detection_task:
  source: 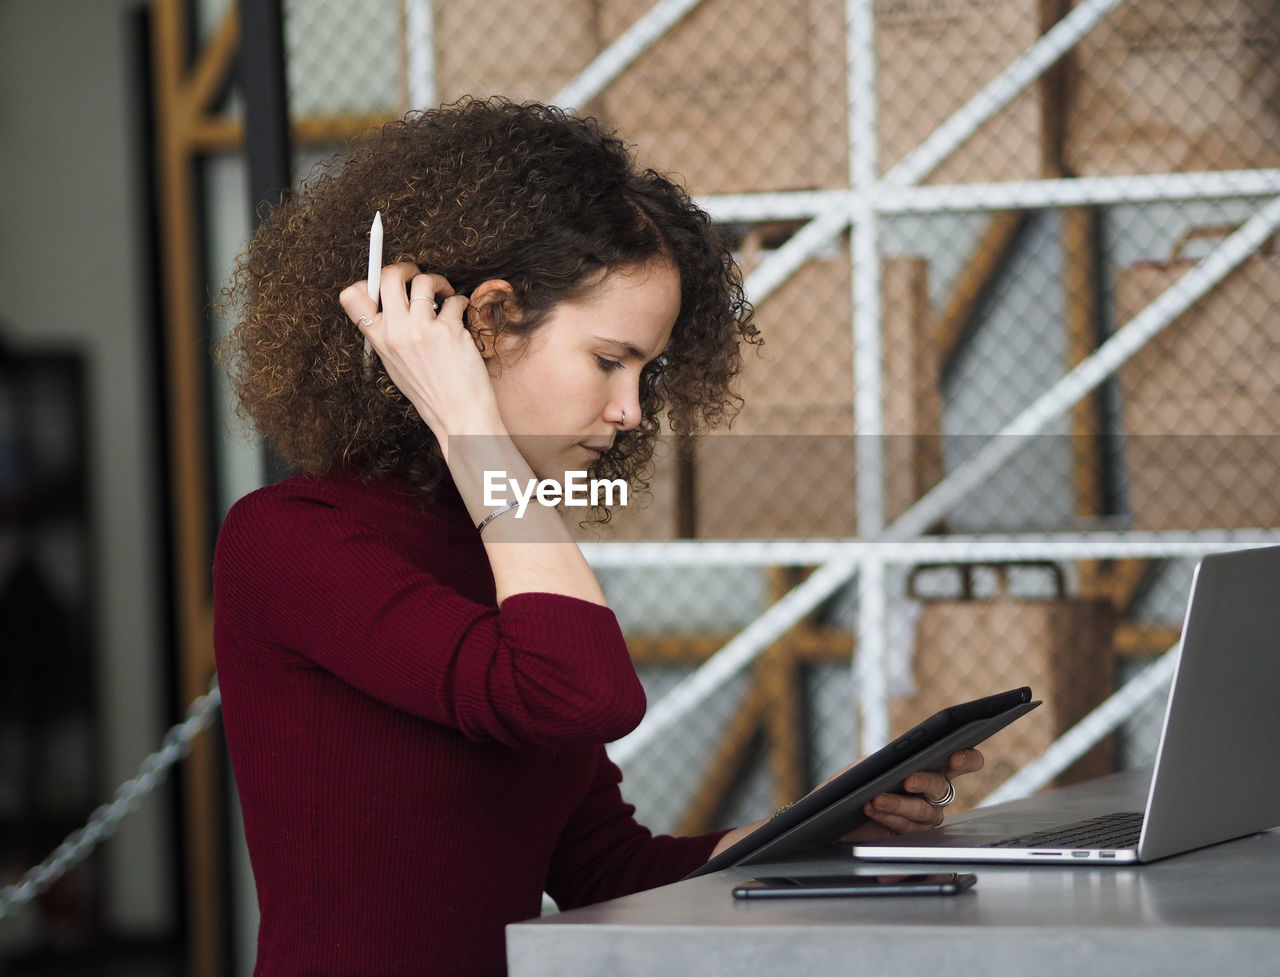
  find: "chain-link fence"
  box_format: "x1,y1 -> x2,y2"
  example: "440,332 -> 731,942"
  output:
248,0 -> 1280,833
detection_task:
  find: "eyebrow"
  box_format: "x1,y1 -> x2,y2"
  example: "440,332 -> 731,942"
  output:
592,336 -> 651,361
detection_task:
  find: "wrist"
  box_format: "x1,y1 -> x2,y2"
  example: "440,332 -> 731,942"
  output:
437,408 -> 509,464
476,499 -> 521,535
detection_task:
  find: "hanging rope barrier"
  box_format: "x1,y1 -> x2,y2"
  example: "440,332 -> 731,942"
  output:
0,677 -> 222,921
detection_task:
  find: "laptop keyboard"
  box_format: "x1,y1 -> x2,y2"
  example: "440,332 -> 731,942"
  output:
984,811 -> 1145,850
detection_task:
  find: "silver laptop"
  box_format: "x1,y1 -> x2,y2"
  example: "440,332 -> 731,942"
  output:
852,545 -> 1280,865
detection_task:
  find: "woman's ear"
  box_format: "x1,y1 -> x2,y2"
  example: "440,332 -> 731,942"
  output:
467,279 -> 519,359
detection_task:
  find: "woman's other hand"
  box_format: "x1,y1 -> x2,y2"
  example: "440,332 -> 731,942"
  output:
708,749 -> 984,860
848,748 -> 985,840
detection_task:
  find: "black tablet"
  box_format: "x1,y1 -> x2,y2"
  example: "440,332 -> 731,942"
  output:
683,686 -> 1040,879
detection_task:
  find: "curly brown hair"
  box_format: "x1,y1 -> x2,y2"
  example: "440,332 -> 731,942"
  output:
220,97 -> 757,505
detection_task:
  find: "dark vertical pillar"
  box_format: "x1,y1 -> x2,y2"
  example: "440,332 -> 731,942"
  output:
239,0 -> 291,218
238,0 -> 295,483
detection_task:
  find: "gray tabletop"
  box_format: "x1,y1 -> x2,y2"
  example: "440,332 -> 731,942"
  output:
507,771 -> 1280,977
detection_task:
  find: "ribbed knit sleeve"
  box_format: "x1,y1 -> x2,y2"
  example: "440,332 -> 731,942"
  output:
546,748 -> 729,909
213,475 -> 646,748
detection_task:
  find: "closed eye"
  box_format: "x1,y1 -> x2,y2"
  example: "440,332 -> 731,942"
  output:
595,355 -> 625,373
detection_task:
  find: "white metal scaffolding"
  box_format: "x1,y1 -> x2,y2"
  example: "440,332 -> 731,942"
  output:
409,0 -> 1280,797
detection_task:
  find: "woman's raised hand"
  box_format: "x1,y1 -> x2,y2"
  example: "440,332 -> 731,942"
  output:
339,263 -> 504,455
341,262 -> 608,608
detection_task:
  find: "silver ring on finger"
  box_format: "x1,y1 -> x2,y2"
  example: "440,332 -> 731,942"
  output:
358,315 -> 374,327
409,295 -> 439,312
928,778 -> 956,807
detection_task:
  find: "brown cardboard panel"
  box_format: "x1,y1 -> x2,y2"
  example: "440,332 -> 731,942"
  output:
1065,0 -> 1280,175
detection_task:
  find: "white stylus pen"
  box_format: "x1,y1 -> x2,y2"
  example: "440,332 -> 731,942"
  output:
364,211 -> 382,361
366,210 -> 383,304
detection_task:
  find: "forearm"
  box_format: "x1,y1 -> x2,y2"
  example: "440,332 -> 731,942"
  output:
709,817 -> 769,859
446,433 -> 607,608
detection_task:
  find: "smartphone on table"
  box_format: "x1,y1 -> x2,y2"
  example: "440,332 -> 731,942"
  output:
732,872 -> 976,899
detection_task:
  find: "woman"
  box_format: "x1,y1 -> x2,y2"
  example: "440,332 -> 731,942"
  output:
214,97 -> 979,977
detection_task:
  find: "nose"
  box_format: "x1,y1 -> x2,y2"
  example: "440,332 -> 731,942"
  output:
610,378 -> 642,431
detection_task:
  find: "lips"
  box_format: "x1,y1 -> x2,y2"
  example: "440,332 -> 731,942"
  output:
579,441 -> 612,460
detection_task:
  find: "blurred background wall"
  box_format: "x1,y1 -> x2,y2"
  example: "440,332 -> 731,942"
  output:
0,0 -> 176,962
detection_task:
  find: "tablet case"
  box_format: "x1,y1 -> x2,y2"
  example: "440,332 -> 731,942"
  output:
684,686 -> 1040,878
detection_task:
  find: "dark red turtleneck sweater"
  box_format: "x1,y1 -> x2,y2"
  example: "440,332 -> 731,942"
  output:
213,472 -> 724,977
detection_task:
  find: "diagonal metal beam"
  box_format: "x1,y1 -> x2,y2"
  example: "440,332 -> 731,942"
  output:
884,0 -> 1126,187
610,557 -> 859,764
980,644 -> 1181,805
553,0 -> 708,113
741,205 -> 854,305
